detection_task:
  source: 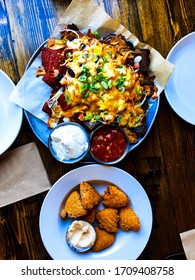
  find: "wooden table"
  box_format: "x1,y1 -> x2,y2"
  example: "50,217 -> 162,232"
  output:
0,0 -> 194,260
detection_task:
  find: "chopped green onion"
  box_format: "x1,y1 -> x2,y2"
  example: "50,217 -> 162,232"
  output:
78,75 -> 87,82
116,76 -> 126,89
64,91 -> 71,105
136,86 -> 142,95
80,83 -> 89,92
115,116 -> 121,123
84,92 -> 89,99
101,81 -> 108,89
82,65 -> 90,76
98,96 -> 104,102
130,112 -> 135,117
97,67 -> 104,73
96,72 -> 108,82
84,113 -> 93,120
94,31 -> 100,39
90,88 -> 99,94
114,102 -> 118,108
94,82 -> 101,89
108,80 -> 112,89
102,56 -> 107,62
94,114 -> 101,120
107,51 -> 112,57
119,86 -> 125,93
93,54 -> 100,62
82,65 -> 88,71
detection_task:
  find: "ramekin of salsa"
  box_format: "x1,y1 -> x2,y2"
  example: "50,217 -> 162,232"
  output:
90,124 -> 129,164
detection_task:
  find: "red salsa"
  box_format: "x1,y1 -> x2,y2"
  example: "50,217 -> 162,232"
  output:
90,125 -> 128,162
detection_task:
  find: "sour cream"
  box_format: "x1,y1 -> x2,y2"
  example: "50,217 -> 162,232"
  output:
66,220 -> 96,252
50,124 -> 88,161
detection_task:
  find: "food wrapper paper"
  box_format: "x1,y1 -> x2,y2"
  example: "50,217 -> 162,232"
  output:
0,142 -> 51,207
180,229 -> 195,260
10,0 -> 174,124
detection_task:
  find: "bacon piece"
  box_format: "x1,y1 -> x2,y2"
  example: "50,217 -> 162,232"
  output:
42,101 -> 52,115
40,47 -> 66,90
42,92 -> 69,117
41,47 -> 65,72
139,49 -> 150,72
57,93 -> 69,111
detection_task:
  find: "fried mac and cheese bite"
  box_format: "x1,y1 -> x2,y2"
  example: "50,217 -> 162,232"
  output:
80,181 -> 101,210
102,185 -> 129,208
96,208 -> 119,233
119,206 -> 141,231
60,190 -> 88,218
91,226 -> 116,252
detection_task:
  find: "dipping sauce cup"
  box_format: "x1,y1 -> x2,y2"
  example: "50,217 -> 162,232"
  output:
90,124 -> 129,165
48,122 -> 89,164
66,220 -> 96,252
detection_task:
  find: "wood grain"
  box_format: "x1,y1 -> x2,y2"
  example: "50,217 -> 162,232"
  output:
0,0 -> 194,260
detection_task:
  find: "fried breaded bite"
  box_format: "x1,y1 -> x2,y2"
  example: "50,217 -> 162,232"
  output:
119,206 -> 141,231
60,191 -> 88,219
102,185 -> 129,208
80,181 -> 101,210
96,208 -> 119,233
81,208 -> 97,224
91,226 -> 116,252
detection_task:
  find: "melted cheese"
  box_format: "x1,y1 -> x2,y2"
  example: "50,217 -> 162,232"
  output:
49,35 -> 151,128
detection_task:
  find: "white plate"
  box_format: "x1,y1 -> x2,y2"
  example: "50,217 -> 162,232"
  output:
165,32 -> 195,125
39,165 -> 152,260
0,70 -> 23,154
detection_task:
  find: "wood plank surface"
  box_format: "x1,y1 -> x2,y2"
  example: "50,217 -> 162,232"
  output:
0,0 -> 194,260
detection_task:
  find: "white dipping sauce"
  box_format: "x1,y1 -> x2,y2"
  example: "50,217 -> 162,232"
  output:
66,220 -> 96,251
50,125 -> 88,160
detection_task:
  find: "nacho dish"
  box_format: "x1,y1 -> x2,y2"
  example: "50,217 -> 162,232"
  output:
36,23 -> 158,144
